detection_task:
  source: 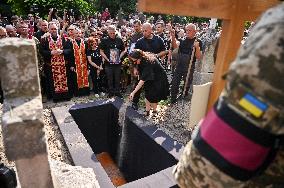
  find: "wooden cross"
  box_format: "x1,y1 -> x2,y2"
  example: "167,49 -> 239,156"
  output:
138,0 -> 280,110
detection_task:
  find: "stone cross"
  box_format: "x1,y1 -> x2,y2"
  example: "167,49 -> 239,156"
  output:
0,38 -> 54,188
138,0 -> 280,110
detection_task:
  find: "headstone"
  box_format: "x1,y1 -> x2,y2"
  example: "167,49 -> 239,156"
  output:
50,159 -> 100,188
0,38 -> 54,188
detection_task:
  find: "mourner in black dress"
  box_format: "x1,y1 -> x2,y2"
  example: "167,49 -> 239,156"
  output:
129,49 -> 169,116
86,37 -> 104,95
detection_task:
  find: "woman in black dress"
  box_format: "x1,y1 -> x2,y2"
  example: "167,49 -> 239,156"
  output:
87,37 -> 104,96
129,49 -> 169,116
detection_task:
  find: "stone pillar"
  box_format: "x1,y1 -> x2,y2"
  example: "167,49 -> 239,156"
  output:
0,38 -> 54,188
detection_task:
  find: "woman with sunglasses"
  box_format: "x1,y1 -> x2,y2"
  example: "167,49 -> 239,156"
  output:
129,49 -> 169,116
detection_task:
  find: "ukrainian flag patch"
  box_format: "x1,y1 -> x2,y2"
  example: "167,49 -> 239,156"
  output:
239,93 -> 268,118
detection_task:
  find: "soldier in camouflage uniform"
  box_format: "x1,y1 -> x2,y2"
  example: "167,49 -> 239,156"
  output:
173,3 -> 284,188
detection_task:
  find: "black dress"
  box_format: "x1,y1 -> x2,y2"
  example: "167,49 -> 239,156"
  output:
86,48 -> 103,93
138,58 -> 169,103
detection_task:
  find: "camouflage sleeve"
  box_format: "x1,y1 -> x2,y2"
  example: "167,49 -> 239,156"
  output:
173,3 -> 284,188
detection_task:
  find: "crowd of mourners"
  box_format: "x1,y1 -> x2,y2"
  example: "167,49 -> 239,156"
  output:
0,7 -> 217,115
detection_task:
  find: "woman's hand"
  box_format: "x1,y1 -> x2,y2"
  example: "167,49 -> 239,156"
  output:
96,69 -> 100,75
133,67 -> 139,77
129,92 -> 135,101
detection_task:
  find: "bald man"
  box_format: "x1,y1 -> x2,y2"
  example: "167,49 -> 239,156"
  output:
5,25 -> 17,37
131,22 -> 168,110
170,23 -> 203,104
135,22 -> 167,56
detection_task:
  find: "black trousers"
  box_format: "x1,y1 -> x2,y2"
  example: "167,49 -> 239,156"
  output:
89,66 -> 103,93
170,53 -> 195,100
105,65 -> 121,94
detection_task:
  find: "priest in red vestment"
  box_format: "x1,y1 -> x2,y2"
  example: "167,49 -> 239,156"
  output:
40,22 -> 72,101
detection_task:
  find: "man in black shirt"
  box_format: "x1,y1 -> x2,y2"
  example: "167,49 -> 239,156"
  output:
34,20 -> 48,40
129,19 -> 143,53
155,21 -> 171,52
99,25 -> 125,98
155,21 -> 171,70
132,22 -> 168,110
135,22 -> 167,56
170,23 -> 203,104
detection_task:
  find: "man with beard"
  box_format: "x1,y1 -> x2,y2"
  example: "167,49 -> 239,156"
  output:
69,28 -> 90,96
40,22 -> 72,102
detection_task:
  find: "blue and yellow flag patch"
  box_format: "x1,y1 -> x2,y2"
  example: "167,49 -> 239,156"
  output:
239,93 -> 268,118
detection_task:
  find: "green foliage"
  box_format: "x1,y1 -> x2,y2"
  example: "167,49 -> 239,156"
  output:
96,0 -> 137,17
7,0 -> 96,17
0,3 -> 13,17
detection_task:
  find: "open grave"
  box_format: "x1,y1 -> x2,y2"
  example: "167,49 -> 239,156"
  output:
52,97 -> 183,188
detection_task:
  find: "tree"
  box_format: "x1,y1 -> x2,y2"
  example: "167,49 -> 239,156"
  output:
6,0 -> 96,17
96,0 -> 137,18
